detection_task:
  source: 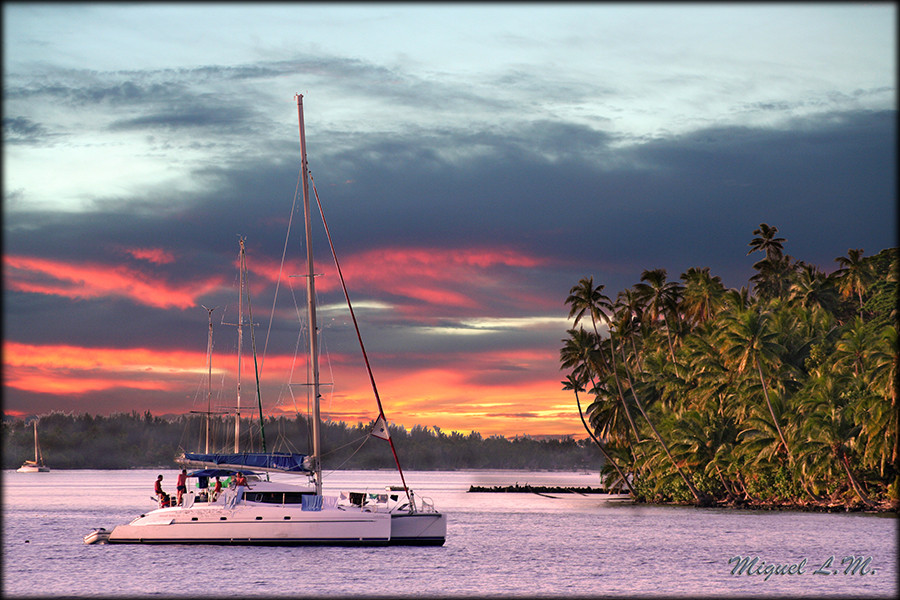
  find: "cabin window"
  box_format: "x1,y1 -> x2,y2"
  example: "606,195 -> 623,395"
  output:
243,491 -> 312,504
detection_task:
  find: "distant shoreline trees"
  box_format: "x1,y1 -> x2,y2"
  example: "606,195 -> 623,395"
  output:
2,411 -> 602,472
562,224 -> 897,510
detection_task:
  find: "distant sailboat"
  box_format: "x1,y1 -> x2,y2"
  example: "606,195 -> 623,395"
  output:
17,421 -> 49,473
100,95 -> 446,545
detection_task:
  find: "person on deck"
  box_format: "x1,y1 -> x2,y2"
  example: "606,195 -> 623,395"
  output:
176,469 -> 188,506
229,472 -> 249,508
154,474 -> 168,507
211,476 -> 222,502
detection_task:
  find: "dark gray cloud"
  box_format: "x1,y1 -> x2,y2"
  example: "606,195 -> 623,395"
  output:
2,116 -> 54,145
5,105 -> 895,366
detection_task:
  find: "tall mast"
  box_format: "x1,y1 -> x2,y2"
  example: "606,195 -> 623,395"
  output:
296,94 -> 322,495
234,238 -> 246,453
33,421 -> 39,464
201,305 -> 217,454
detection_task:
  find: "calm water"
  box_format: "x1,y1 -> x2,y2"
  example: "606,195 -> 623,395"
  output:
3,469 -> 896,598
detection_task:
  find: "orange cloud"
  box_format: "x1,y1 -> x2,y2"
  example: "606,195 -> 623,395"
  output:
4,255 -> 221,310
3,342 -> 207,395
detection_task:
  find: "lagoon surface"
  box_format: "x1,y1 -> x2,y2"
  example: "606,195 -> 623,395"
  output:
3,469 -> 896,598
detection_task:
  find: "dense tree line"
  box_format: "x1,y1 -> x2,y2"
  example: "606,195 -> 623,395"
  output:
561,225 -> 897,510
2,411 -> 602,472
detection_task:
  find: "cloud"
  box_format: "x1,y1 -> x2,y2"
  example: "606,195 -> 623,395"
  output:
121,246 -> 177,264
2,116 -> 54,145
4,255 -> 222,310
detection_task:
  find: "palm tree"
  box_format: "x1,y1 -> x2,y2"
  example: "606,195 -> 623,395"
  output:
566,277 -> 612,358
832,317 -> 875,377
868,325 -> 898,467
566,277 -> 616,392
559,327 -> 604,393
746,224 -> 795,301
750,254 -> 796,302
796,376 -> 876,507
566,278 -> 641,440
615,341 -> 710,505
615,288 -> 646,372
560,328 -> 641,443
789,262 -> 841,317
719,308 -> 794,463
562,374 -> 635,495
670,409 -> 740,500
747,223 -> 786,260
723,286 -> 753,312
833,249 -> 874,320
634,268 -> 683,376
680,267 -> 725,327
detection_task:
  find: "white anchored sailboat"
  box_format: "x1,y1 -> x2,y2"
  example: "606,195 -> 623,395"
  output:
102,95 -> 446,546
17,420 -> 49,473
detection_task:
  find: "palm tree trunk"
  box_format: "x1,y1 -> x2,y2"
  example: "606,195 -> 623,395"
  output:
606,331 -> 642,442
715,465 -> 736,500
839,450 -> 876,507
573,389 -> 635,496
755,355 -> 793,463
628,327 -> 643,373
620,367 -> 708,505
662,314 -> 680,378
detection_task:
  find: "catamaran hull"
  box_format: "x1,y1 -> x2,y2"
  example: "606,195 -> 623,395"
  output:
16,465 -> 49,473
107,507 -> 393,546
390,512 -> 447,546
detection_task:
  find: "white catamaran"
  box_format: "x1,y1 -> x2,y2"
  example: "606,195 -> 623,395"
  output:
102,95 -> 446,546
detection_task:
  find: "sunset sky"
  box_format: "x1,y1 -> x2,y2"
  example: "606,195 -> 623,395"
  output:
3,3 -> 896,439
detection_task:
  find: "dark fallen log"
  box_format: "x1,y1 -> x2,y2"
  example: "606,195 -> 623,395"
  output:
467,484 -> 612,494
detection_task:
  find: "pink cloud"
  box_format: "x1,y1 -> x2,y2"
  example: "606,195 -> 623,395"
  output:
123,247 -> 176,264
4,255 -> 221,310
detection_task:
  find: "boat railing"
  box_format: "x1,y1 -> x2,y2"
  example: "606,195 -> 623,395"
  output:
418,496 -> 438,513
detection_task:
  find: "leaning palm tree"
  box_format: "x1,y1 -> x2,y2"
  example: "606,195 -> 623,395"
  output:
566,277 -> 612,368
559,328 -> 605,395
566,277 -> 640,439
562,374 -> 635,495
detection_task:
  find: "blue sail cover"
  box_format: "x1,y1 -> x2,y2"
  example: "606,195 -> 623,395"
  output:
180,452 -> 310,473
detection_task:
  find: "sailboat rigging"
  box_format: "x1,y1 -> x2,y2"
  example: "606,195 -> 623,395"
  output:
99,95 -> 446,545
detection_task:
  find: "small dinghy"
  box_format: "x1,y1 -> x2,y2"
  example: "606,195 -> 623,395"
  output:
83,528 -> 110,544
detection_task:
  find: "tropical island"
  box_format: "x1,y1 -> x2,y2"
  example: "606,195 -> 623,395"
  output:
561,224 -> 897,512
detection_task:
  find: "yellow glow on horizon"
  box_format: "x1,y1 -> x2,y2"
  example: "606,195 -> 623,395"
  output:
3,341 -> 581,437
